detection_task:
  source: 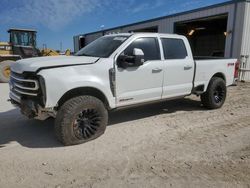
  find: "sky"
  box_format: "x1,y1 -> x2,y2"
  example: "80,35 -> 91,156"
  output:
0,0 -> 230,51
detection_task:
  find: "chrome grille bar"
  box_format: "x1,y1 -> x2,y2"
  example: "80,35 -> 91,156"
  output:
9,91 -> 21,103
10,75 -> 39,90
13,88 -> 38,96
9,71 -> 39,99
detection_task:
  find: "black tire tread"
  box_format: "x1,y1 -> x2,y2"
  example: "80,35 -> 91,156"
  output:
201,77 -> 227,109
55,95 -> 108,146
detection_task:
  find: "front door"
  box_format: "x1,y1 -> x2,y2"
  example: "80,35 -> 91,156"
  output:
115,37 -> 164,107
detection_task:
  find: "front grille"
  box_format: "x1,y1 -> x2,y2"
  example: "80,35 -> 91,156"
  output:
9,71 -> 39,103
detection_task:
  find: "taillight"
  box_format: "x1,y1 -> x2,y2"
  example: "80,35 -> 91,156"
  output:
234,60 -> 240,78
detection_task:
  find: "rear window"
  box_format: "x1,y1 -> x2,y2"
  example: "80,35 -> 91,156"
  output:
161,38 -> 187,60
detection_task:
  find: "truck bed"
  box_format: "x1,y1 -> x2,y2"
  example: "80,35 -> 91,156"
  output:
194,58 -> 237,91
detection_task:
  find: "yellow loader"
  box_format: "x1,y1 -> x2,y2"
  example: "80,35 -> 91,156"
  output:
0,28 -> 70,82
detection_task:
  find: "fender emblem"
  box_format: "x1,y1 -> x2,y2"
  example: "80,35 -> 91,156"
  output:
228,63 -> 234,67
119,98 -> 134,102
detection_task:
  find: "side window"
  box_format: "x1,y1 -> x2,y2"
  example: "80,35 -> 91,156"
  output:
161,38 -> 187,59
124,38 -> 160,61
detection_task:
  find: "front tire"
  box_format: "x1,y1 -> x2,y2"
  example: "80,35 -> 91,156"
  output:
55,96 -> 108,146
201,77 -> 227,109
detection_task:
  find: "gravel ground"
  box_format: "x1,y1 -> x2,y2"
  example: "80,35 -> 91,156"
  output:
0,83 -> 250,188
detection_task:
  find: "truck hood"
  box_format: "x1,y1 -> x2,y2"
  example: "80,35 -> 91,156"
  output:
11,56 -> 99,74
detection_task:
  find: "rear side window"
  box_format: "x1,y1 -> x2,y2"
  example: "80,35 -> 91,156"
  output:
124,37 -> 160,61
161,38 -> 187,59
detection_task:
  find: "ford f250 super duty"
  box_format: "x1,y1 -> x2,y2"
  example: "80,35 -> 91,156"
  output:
9,33 -> 239,145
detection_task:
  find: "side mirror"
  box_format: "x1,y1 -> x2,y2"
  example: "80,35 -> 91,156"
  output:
133,48 -> 145,66
117,48 -> 145,69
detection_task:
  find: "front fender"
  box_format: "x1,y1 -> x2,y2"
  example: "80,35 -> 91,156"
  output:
38,66 -> 115,109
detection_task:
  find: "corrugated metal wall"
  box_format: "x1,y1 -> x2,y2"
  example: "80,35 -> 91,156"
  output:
73,36 -> 80,52
85,32 -> 103,44
240,1 -> 250,81
231,1 -> 246,58
84,3 -> 240,58
241,2 -> 250,56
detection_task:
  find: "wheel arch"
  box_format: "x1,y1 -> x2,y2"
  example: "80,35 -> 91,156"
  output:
57,87 -> 110,109
211,72 -> 226,82
203,72 -> 226,93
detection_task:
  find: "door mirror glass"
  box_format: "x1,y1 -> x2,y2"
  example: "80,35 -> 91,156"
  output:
133,48 -> 145,66
117,48 -> 145,69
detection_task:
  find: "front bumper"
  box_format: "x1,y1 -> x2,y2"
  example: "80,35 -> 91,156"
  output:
9,97 -> 56,120
9,96 -> 38,118
9,71 -> 54,120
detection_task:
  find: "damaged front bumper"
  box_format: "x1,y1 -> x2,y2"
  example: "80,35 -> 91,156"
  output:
9,97 -> 56,120
9,71 -> 56,120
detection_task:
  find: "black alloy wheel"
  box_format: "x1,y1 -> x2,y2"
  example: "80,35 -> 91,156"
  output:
73,109 -> 101,140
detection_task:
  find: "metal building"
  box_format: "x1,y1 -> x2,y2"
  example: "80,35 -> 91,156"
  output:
74,0 -> 250,80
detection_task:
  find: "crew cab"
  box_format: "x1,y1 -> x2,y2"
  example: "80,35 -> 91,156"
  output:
9,33 -> 239,145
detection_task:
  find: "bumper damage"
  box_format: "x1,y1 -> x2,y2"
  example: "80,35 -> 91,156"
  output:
9,98 -> 56,120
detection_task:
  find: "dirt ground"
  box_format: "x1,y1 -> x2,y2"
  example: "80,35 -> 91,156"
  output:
0,83 -> 250,188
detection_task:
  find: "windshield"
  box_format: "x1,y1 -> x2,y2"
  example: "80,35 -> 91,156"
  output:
75,35 -> 129,58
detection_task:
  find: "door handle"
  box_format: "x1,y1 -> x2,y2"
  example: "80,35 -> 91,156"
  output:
184,65 -> 193,70
152,68 -> 163,73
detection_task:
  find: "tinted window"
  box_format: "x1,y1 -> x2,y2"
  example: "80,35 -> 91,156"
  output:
161,38 -> 187,59
11,31 -> 36,47
124,38 -> 160,61
76,35 -> 129,58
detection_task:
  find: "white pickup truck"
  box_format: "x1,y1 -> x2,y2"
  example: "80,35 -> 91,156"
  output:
9,33 -> 239,145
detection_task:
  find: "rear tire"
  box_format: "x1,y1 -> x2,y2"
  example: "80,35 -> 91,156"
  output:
55,96 -> 108,146
201,77 -> 227,109
0,60 -> 15,83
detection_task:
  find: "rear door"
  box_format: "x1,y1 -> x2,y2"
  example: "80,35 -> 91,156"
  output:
115,37 -> 164,107
161,37 -> 194,98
